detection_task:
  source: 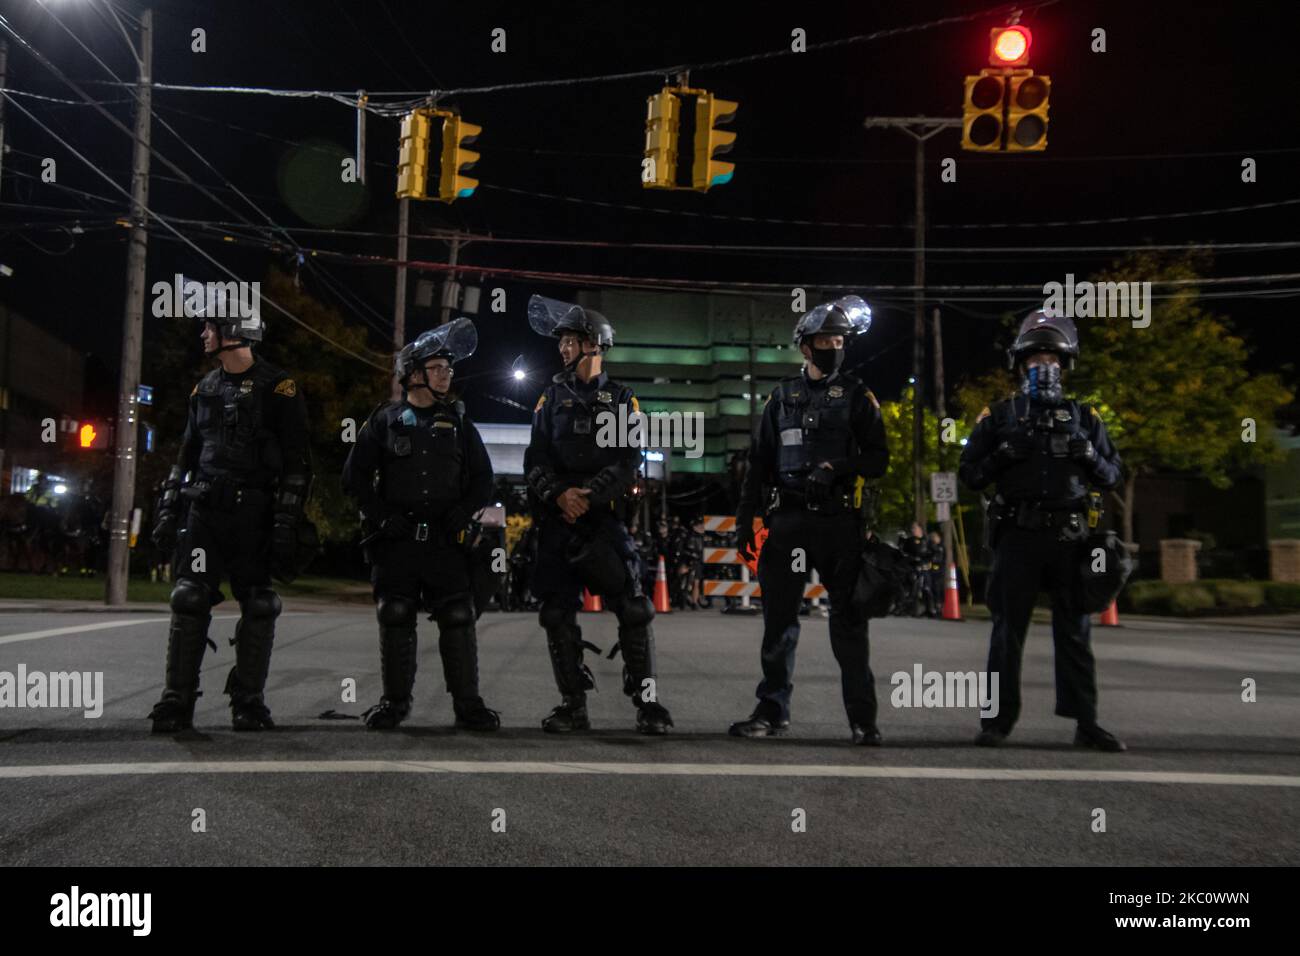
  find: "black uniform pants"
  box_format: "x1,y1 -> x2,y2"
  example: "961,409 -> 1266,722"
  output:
755,508 -> 876,726
370,535 -> 473,612
175,499 -> 273,604
983,525 -> 1097,733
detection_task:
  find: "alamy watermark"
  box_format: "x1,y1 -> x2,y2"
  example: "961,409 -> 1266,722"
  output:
0,665 -> 104,718
890,663 -> 999,718
595,405 -> 704,460
1042,273 -> 1151,328
151,273 -> 261,322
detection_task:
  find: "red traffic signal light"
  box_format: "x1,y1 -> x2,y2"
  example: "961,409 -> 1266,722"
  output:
990,25 -> 1031,67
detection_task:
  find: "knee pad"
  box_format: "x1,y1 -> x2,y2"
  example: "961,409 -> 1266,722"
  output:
377,596 -> 418,627
435,597 -> 475,630
539,601 -> 574,630
616,594 -> 655,628
170,579 -> 211,617
240,588 -> 282,620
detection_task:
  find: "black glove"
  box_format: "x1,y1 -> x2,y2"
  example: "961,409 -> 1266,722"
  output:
805,465 -> 836,507
994,434 -> 1034,466
271,514 -> 297,568
380,513 -> 415,541
1068,438 -> 1097,464
151,512 -> 178,552
735,509 -> 758,559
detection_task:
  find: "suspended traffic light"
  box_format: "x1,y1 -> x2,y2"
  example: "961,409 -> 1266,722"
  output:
990,25 -> 1031,67
962,21 -> 1049,152
1007,74 -> 1050,151
396,109 -> 432,200
640,86 -> 737,192
961,74 -> 1006,151
643,90 -> 680,190
692,92 -> 738,191
439,115 -> 481,202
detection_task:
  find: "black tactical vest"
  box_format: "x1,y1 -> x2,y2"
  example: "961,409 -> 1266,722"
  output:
193,362 -> 284,485
379,400 -> 465,512
773,373 -> 860,490
547,378 -> 628,478
993,395 -> 1093,505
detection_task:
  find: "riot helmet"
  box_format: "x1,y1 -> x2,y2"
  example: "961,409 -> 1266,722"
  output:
396,317 -> 477,388
792,295 -> 872,346
1006,308 -> 1079,371
528,295 -> 614,352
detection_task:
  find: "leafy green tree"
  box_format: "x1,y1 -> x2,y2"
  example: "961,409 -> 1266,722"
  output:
874,384 -> 944,534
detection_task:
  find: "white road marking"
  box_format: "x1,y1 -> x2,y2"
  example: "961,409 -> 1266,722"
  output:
0,613 -> 300,646
0,618 -> 169,646
0,760 -> 1296,787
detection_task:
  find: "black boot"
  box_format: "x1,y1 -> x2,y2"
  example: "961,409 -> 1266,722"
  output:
226,588 -> 280,731
611,594 -> 672,733
148,582 -> 214,733
542,694 -> 590,733
1075,721 -> 1127,752
729,701 -> 790,738
540,602 -> 596,730
437,598 -> 499,731
365,596 -> 418,730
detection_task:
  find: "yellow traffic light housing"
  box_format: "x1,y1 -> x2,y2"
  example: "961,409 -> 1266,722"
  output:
692,92 -> 738,191
397,110 -> 432,199
961,73 -> 1005,151
440,115 -> 481,201
643,90 -> 680,189
1006,74 -> 1050,151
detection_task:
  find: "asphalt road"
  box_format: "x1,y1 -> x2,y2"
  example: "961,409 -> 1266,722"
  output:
0,604 -> 1296,866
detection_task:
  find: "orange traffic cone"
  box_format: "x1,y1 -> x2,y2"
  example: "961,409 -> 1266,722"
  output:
1099,600 -> 1120,626
581,588 -> 603,613
653,555 -> 671,614
942,563 -> 963,621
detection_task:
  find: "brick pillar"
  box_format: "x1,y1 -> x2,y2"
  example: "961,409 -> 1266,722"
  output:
1269,539 -> 1300,583
1160,538 -> 1201,584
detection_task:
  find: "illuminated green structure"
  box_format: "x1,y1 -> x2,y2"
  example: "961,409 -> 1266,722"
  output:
577,290 -> 805,475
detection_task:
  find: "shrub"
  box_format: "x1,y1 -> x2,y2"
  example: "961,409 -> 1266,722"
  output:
1208,580 -> 1265,609
1168,585 -> 1216,615
1121,579 -> 1171,615
1263,582 -> 1300,610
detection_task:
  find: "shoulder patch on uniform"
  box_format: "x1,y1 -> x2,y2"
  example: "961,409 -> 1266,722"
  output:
1090,406 -> 1100,418
630,396 -> 640,413
190,384 -> 198,398
865,389 -> 880,409
976,406 -> 991,423
534,394 -> 547,413
274,378 -> 297,397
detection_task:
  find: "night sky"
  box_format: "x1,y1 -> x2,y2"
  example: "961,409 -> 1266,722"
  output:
2,0 -> 1298,425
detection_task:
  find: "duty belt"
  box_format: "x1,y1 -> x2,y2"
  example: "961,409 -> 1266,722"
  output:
770,485 -> 852,515
184,478 -> 270,511
1009,501 -> 1086,533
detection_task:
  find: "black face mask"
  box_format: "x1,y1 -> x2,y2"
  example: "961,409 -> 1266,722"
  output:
810,346 -> 844,376
1021,363 -> 1063,404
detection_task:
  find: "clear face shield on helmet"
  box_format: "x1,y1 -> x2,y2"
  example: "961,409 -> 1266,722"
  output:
527,294 -> 610,373
794,295 -> 872,376
1010,309 -> 1078,403
397,317 -> 478,391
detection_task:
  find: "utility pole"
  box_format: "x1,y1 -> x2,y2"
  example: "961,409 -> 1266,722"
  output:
439,234 -> 461,325
932,303 -> 955,572
0,40 -> 9,198
391,196 -> 409,400
862,116 -> 960,527
106,9 -> 152,606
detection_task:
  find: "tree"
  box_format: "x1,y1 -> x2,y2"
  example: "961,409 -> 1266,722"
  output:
874,384 -> 944,534
953,253 -> 1294,547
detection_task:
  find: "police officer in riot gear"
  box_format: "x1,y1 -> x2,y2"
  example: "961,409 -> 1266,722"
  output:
341,319 -> 500,731
148,311 -> 311,733
523,295 -> 673,735
959,308 -> 1126,751
730,295 -> 889,744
